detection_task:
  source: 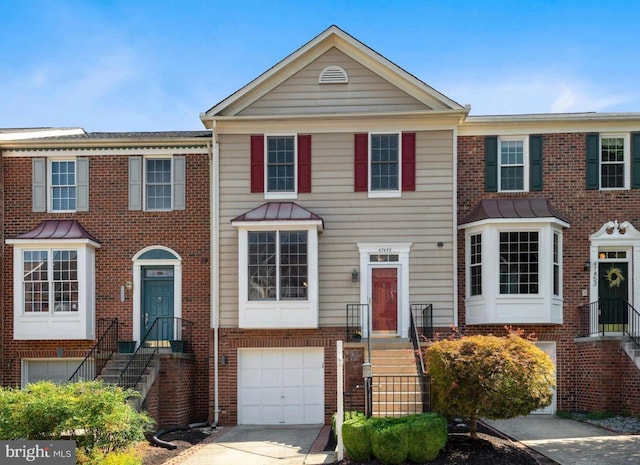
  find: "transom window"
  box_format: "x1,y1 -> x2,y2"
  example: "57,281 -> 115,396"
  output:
51,160 -> 76,211
499,138 -> 525,191
371,133 -> 399,191
267,136 -> 295,193
470,234 -> 482,296
499,231 -> 539,294
23,249 -> 78,313
248,230 -> 308,301
145,158 -> 172,210
601,136 -> 625,188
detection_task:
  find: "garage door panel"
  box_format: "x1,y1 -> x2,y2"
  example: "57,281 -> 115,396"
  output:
238,348 -> 324,425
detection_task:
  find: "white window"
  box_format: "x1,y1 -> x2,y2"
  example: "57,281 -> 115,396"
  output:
50,160 -> 76,211
463,221 -> 565,325
248,231 -> 308,301
235,224 -> 319,329
145,158 -> 172,210
600,134 -> 629,189
370,133 -> 400,194
266,135 -> 296,196
8,241 -> 98,340
499,137 -> 528,192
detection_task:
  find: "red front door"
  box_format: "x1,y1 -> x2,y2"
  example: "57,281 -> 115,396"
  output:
372,267 -> 398,334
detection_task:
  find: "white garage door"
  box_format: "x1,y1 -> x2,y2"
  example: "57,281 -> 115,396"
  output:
238,348 -> 324,425
23,359 -> 83,387
532,342 -> 556,414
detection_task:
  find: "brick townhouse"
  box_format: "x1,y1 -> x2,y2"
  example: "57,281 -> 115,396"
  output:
2,26 -> 640,428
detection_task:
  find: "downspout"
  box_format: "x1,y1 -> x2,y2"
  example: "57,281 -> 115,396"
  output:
210,121 -> 221,426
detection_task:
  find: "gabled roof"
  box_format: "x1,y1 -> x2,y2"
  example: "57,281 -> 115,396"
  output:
231,202 -> 324,231
8,219 -> 101,245
202,25 -> 465,120
459,198 -> 570,227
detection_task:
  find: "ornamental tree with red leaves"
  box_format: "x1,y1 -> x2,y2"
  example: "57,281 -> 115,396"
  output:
425,329 -> 554,438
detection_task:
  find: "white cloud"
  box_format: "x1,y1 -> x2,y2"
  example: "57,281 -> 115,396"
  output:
443,73 -> 634,116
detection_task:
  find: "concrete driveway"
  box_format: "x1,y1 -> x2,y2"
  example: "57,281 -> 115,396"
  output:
173,425 -> 335,465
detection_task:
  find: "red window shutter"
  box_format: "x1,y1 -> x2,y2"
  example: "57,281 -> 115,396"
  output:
402,132 -> 416,192
250,135 -> 264,193
354,133 -> 368,192
298,134 -> 312,193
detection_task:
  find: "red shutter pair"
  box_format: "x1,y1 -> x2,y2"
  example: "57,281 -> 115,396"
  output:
354,133 -> 416,192
250,135 -> 312,193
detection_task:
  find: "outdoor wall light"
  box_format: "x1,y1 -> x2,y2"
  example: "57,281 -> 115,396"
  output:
220,355 -> 228,366
351,269 -> 359,283
584,260 -> 590,271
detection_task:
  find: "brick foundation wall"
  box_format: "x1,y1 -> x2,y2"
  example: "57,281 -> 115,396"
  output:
215,327 -> 347,425
156,354 -> 198,428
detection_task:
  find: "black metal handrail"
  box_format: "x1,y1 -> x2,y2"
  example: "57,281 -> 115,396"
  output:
410,303 -> 433,340
579,299 -> 630,337
409,307 -> 426,374
346,303 -> 366,342
628,303 -> 640,348
68,318 -> 119,383
118,317 -> 193,390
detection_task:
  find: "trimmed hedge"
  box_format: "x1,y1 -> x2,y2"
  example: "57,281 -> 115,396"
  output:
341,412 -> 447,464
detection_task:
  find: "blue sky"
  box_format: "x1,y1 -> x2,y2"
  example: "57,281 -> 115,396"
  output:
2,0 -> 640,131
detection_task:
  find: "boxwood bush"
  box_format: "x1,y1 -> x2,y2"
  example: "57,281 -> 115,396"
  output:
340,412 -> 447,464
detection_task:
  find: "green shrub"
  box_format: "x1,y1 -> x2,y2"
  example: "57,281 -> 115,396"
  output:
342,415 -> 371,462
405,413 -> 447,462
369,418 -> 408,465
0,381 -> 152,463
339,412 -> 448,463
426,329 -> 555,438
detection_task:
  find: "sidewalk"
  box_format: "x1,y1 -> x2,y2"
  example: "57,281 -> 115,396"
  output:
484,415 -> 640,465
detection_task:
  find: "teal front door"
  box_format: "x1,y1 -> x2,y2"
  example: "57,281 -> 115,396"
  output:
598,262 -> 628,332
142,267 -> 175,342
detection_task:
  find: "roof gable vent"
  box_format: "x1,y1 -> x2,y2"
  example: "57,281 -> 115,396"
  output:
319,65 -> 348,84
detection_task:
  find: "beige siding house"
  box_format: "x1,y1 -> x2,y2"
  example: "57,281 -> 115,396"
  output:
201,25 -> 467,425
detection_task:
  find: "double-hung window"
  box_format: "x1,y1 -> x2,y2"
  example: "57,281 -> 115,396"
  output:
267,136 -> 296,194
250,134 -> 312,198
499,137 -> 527,191
128,155 -> 186,211
470,234 -> 482,296
50,160 -> 76,211
32,157 -> 88,212
370,133 -> 400,192
145,158 -> 172,210
600,135 -> 626,189
248,230 -> 308,301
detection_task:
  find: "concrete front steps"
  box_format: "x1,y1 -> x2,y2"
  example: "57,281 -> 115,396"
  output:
368,342 -> 425,417
622,338 -> 640,371
97,353 -> 160,411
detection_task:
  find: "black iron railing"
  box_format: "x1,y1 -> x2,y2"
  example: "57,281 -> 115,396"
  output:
579,299 -> 640,348
369,375 -> 429,418
346,303 -> 366,342
410,303 -> 433,340
409,307 -> 431,413
579,299 -> 630,337
68,318 -> 119,383
118,317 -> 193,390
